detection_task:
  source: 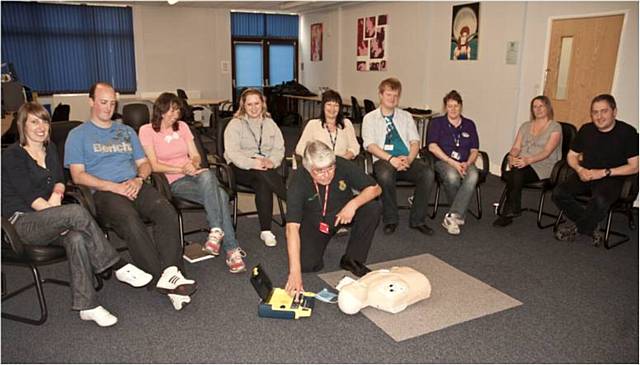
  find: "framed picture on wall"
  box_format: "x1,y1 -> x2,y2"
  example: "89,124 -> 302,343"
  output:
311,23 -> 323,62
450,2 -> 479,60
356,14 -> 388,71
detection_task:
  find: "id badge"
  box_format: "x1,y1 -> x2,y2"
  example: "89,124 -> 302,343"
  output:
450,150 -> 461,161
383,144 -> 394,151
253,152 -> 265,158
318,222 -> 330,234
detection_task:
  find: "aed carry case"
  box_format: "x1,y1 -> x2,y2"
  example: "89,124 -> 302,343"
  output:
250,264 -> 315,320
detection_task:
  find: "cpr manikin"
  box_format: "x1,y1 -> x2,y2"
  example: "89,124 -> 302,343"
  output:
336,266 -> 431,315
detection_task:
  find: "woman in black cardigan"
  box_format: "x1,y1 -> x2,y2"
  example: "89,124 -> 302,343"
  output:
1,102 -> 152,327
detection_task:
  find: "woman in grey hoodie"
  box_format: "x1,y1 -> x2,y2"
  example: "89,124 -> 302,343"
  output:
224,88 -> 287,247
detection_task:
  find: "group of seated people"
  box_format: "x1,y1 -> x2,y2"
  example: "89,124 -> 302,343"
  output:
2,78 -> 637,327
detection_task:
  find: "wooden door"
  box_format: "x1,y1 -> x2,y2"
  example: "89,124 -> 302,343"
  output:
544,14 -> 623,129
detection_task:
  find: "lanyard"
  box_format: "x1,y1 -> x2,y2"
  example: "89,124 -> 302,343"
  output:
244,119 -> 264,155
314,183 -> 330,219
326,127 -> 338,151
448,121 -> 462,148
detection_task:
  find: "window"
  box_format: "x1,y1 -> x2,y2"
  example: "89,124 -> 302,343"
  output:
1,2 -> 136,94
231,12 -> 298,104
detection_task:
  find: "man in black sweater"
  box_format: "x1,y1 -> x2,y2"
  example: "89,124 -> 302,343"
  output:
552,94 -> 638,245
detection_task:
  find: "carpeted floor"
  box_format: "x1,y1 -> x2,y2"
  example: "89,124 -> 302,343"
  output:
2,170 -> 637,363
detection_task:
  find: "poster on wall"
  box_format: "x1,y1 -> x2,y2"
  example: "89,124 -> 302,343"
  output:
356,14 -> 388,71
311,23 -> 323,61
450,2 -> 479,60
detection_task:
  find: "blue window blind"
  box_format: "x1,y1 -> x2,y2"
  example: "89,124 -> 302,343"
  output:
231,12 -> 298,39
234,44 -> 263,87
266,14 -> 298,38
269,44 -> 294,85
1,2 -> 136,94
231,12 -> 265,37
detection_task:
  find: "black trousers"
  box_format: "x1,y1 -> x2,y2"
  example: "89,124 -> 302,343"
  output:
299,200 -> 381,273
373,158 -> 434,226
502,166 -> 540,216
231,165 -> 287,231
94,183 -> 183,278
551,173 -> 625,235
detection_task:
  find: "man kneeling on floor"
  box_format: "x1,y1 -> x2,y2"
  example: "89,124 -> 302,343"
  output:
285,140 -> 382,296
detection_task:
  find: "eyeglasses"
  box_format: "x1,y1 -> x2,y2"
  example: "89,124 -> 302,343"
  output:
311,164 -> 336,176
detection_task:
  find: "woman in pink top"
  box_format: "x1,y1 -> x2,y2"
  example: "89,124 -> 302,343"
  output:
139,93 -> 245,273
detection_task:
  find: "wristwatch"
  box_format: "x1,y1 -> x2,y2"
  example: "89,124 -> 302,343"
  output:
604,168 -> 612,177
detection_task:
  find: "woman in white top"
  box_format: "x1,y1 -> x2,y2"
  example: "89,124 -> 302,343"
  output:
296,90 -> 360,160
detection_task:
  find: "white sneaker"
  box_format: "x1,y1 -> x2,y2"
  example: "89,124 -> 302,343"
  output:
156,266 -> 197,296
442,213 -> 461,235
79,306 -> 118,327
115,263 -> 153,288
451,213 -> 465,226
260,231 -> 277,247
168,294 -> 191,311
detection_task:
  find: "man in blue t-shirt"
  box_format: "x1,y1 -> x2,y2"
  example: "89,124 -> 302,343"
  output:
362,78 -> 435,236
552,94 -> 638,246
65,82 -> 197,311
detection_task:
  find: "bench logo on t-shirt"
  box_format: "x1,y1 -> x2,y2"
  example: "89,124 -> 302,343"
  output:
92,128 -> 133,154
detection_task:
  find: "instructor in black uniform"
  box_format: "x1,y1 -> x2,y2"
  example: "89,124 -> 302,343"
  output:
285,140 -> 382,295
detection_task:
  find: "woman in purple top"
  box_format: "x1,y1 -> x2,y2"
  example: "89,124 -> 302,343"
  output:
427,90 -> 480,235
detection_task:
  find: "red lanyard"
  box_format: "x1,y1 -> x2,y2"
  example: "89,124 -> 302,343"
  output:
314,183 -> 330,218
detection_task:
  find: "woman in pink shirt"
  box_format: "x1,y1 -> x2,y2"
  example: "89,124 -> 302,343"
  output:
139,93 -> 245,273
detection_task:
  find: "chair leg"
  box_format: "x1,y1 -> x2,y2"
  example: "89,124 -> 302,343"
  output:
469,185 -> 482,219
497,186 -> 507,216
178,211 -> 185,248
535,191 -> 557,229
429,185 -> 440,219
274,197 -> 286,227
2,266 -> 69,326
232,196 -> 238,230
603,209 -> 630,249
553,210 -> 564,233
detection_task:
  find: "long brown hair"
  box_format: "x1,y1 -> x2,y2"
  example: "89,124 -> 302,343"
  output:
151,92 -> 181,132
233,88 -> 271,119
16,102 -> 51,146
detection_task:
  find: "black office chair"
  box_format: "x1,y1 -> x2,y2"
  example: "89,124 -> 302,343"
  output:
176,89 -> 204,127
350,96 -> 364,129
363,99 -> 376,114
420,119 -> 490,219
122,103 -> 150,133
2,204 -> 103,325
1,217 -> 69,325
552,162 -> 638,249
497,122 -> 578,228
152,125 -> 234,246
51,103 -> 70,123
422,148 -> 490,219
215,117 -> 286,228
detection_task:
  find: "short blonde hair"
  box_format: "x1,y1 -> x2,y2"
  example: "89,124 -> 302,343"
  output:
378,78 -> 402,95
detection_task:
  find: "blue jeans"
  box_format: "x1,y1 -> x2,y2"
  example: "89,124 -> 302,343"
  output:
170,169 -> 239,251
434,160 -> 479,218
13,204 -> 120,311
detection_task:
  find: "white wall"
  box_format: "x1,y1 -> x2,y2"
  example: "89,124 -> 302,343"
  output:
299,1 -> 639,174
132,4 -> 232,100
